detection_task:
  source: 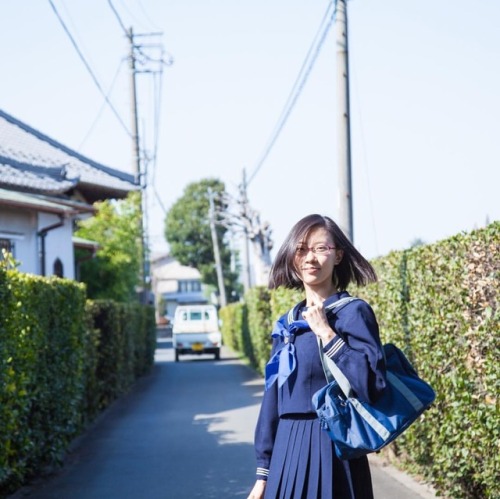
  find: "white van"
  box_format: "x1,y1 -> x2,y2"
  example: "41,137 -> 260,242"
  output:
172,305 -> 222,362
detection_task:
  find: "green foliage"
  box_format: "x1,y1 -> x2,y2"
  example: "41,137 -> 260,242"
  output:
0,249 -> 19,269
220,302 -> 246,353
164,178 -> 240,302
0,270 -> 87,493
86,300 -> 156,411
245,287 -> 273,374
220,222 -> 499,498
75,191 -> 143,302
351,224 -> 499,499
269,287 -> 303,321
0,269 -> 156,496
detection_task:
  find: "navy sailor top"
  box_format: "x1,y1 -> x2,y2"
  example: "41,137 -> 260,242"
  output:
254,291 -> 387,480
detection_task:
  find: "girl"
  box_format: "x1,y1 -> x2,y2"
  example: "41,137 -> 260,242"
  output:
248,214 -> 387,499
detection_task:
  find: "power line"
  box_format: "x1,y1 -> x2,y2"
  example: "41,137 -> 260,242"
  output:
349,32 -> 379,255
247,0 -> 336,186
78,58 -> 127,150
134,0 -> 163,32
47,0 -> 132,139
107,0 -> 171,198
149,66 -> 170,216
107,0 -> 129,37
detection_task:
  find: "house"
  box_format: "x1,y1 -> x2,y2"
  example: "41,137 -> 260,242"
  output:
0,108 -> 138,279
150,253 -> 208,324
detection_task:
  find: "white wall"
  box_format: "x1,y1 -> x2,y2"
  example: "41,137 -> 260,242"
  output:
38,212 -> 75,279
0,207 -> 38,274
0,207 -> 76,279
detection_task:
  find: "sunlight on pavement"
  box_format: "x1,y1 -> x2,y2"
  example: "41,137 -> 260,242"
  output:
194,404 -> 261,445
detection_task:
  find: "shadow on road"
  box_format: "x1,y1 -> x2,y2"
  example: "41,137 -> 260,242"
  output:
11,336 -> 262,499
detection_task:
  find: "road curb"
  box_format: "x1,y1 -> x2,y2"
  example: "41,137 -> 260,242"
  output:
368,454 -> 439,498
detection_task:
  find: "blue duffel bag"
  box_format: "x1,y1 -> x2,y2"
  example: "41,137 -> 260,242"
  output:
312,341 -> 436,460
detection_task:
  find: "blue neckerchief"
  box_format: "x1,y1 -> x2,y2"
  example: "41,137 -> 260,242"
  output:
264,293 -> 353,391
264,314 -> 311,391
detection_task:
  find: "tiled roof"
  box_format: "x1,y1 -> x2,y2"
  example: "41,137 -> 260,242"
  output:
0,160 -> 78,194
0,109 -> 137,198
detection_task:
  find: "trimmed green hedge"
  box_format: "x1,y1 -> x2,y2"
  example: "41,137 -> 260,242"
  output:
220,301 -> 245,353
221,222 -> 499,499
0,271 -> 87,493
0,269 -> 156,496
85,300 -> 156,417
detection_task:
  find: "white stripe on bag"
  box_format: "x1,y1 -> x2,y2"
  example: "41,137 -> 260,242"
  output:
387,372 -> 424,411
350,398 -> 391,441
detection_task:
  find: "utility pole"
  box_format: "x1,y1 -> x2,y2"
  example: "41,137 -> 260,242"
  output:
129,27 -> 141,185
335,0 -> 354,242
128,27 -> 148,295
240,169 -> 252,293
208,189 -> 227,307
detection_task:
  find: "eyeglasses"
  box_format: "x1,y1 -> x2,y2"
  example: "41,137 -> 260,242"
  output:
295,244 -> 336,256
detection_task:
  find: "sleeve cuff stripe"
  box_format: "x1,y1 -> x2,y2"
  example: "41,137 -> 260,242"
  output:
325,338 -> 345,357
256,467 -> 269,476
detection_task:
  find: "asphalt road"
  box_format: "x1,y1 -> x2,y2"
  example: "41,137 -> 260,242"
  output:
10,338 -> 437,499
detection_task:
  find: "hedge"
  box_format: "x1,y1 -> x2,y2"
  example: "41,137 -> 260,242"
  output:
0,269 -> 156,496
220,222 -> 499,499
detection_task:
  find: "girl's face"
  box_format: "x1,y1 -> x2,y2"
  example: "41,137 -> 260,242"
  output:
294,227 -> 343,292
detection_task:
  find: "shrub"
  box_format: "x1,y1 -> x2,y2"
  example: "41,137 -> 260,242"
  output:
0,269 -> 156,496
220,222 -> 499,498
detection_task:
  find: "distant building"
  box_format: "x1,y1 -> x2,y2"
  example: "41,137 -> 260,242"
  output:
150,253 -> 207,323
0,108 -> 137,279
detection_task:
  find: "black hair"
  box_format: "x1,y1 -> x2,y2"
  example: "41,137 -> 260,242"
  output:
268,214 -> 377,291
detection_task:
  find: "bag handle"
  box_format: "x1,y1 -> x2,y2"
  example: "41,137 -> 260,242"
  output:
318,337 -> 354,398
315,296 -> 360,398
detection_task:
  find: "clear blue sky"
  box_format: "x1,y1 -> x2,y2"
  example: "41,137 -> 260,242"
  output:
1,0 -> 499,262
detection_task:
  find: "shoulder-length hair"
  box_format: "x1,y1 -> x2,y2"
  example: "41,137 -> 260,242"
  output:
268,214 -> 377,291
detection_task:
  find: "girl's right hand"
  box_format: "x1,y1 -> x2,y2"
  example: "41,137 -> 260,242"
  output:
247,479 -> 266,499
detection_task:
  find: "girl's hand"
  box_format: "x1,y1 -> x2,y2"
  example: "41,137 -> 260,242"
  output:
247,479 -> 266,499
302,304 -> 336,343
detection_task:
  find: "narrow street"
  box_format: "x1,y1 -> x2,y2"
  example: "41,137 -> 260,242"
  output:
10,337 -> 436,498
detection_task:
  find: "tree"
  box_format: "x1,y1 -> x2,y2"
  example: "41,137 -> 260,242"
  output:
75,191 -> 142,302
164,178 -> 240,303
410,238 -> 426,248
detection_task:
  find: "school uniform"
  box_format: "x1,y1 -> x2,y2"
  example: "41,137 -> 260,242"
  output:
254,291 -> 387,499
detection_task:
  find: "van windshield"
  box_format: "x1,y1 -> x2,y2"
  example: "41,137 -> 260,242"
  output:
180,311 -> 211,321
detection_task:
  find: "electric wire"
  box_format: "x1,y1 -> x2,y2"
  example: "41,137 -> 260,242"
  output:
150,67 -> 168,215
108,0 -> 172,67
134,0 -> 163,31
246,0 -> 336,186
107,0 -> 129,37
78,59 -> 126,150
47,0 -> 133,139
277,1 -> 335,136
350,35 -> 380,255
107,0 -> 170,218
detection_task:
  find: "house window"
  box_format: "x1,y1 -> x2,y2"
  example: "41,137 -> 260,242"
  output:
0,238 -> 14,258
178,280 -> 201,293
53,258 -> 64,278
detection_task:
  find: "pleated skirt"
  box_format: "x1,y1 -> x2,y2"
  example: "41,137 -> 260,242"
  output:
264,416 -> 374,499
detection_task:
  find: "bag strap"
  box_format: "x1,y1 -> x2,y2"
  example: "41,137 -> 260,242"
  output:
318,337 -> 354,397
315,296 -> 360,398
